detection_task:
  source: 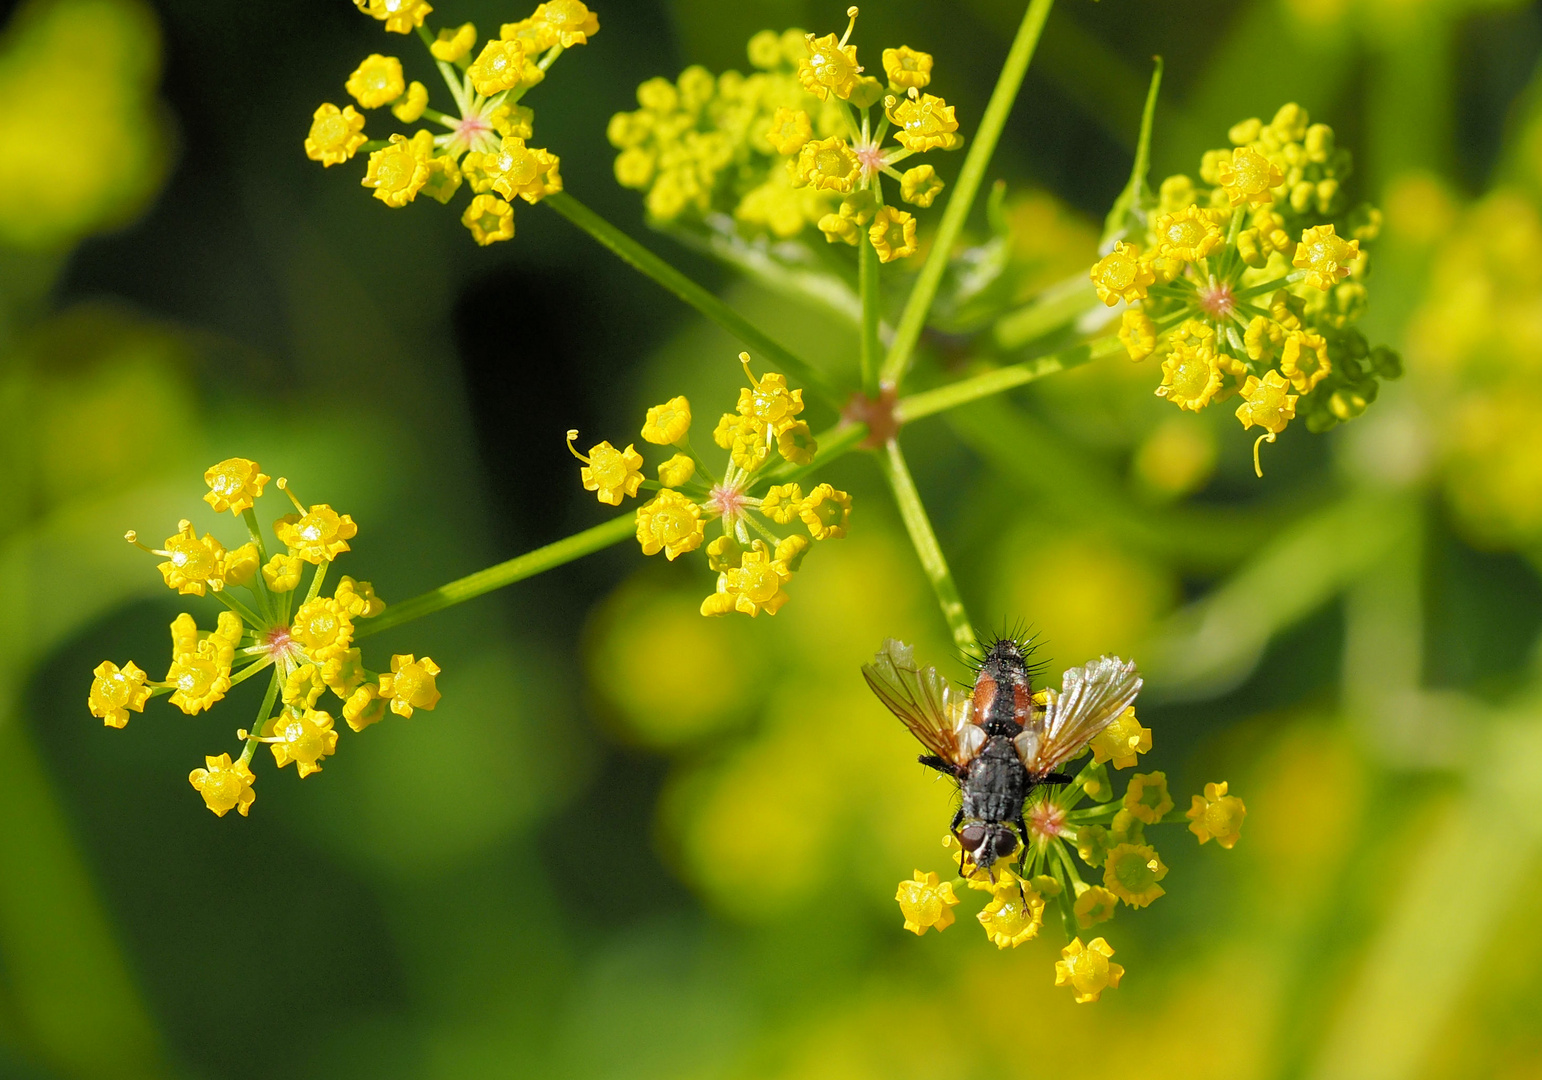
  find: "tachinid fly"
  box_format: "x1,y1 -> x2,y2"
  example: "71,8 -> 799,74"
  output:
862,636 -> 1142,878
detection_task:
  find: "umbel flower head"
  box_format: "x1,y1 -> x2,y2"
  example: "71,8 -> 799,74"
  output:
306,2 -> 597,244
569,353 -> 851,618
92,459 -> 443,817
1093,103 -> 1402,476
893,707 -> 1244,1001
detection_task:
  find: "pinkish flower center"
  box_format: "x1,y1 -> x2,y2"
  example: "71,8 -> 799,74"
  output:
456,115 -> 491,143
707,483 -> 748,520
854,140 -> 885,178
263,624 -> 303,664
1196,278 -> 1236,320
1027,799 -> 1067,840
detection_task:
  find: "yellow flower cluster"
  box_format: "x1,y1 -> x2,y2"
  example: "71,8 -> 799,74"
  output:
88,458 -> 442,817
893,709 -> 1244,1001
568,353 -> 851,617
1092,104 -> 1401,475
306,2 -> 596,244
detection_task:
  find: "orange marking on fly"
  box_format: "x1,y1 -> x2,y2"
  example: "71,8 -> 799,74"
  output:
1011,682 -> 1030,729
970,672 -> 998,722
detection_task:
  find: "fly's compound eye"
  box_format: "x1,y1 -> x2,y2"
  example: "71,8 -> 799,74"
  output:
992,830 -> 1019,859
959,825 -> 987,852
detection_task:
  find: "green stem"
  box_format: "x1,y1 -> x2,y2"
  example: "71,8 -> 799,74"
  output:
761,421 -> 869,484
214,591 -> 265,629
304,559 -> 330,605
878,439 -> 976,650
879,0 -> 1056,388
239,669 -> 282,767
355,515 -> 636,638
896,336 -> 1125,422
542,192 -> 838,403
859,236 -> 881,395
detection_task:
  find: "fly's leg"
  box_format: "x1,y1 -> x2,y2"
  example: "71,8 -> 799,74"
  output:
950,807 -> 966,876
919,754 -> 962,778
1014,816 -> 1030,906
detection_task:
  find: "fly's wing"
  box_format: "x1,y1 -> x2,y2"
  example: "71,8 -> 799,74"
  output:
1014,655 -> 1141,776
862,638 -> 982,767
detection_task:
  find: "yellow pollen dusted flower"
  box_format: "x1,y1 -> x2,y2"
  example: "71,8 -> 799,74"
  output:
1055,937 -> 1124,1004
765,107 -> 813,156
320,649 -> 367,698
899,164 -> 944,208
759,483 -> 803,524
635,490 -> 705,561
430,22 -> 477,62
343,684 -> 387,732
1236,370 -> 1298,435
1280,329 -> 1332,392
657,454 -> 695,488
977,883 -> 1045,948
1076,823 -> 1114,868
799,483 -> 851,540
89,661 -> 151,729
188,754 -> 256,818
305,104 -> 367,167
1294,223 -> 1359,290
345,54 -> 405,110
1074,885 -> 1119,929
290,598 -> 355,663
281,664 -> 326,709
1156,340 -> 1222,412
263,552 -> 303,592
1118,309 -> 1157,362
361,133 -> 430,207
334,576 -> 385,619
642,395 -> 692,445
467,39 -> 527,97
263,709 -> 339,778
165,613 -> 243,716
1103,842 -> 1168,908
1123,771 -> 1174,824
392,81 -> 429,123
481,136 -> 562,204
156,520 -> 227,596
737,360 -> 805,430
356,0 -> 432,35
794,137 -> 861,193
273,503 -> 357,566
1216,146 -> 1283,207
882,45 -> 932,89
463,194 -> 515,245
889,93 -> 961,153
701,543 -> 792,617
532,0 -> 600,48
799,30 -> 861,101
1090,242 -> 1155,306
869,205 -> 917,263
1188,781 -> 1247,848
222,542 -> 260,589
568,433 -> 645,505
895,870 -> 959,935
1152,205 -> 1225,262
776,421 -> 817,465
776,534 -> 810,571
380,654 -> 442,717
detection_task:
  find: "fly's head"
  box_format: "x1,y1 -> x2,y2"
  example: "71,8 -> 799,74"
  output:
959,822 -> 1019,874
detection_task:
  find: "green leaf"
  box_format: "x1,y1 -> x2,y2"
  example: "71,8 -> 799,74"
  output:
1101,57 -> 1164,247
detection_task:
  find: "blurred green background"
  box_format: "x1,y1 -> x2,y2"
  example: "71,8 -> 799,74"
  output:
5,0 -> 1542,1076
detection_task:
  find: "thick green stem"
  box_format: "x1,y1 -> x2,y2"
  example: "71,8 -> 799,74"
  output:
238,669 -> 282,767
879,440 -> 976,650
859,238 -> 882,395
543,192 -> 838,402
879,0 -> 1056,388
896,336 -> 1124,422
355,515 -> 636,638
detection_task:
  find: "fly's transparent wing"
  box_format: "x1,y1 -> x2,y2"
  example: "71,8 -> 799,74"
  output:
1014,655 -> 1141,775
861,638 -> 979,766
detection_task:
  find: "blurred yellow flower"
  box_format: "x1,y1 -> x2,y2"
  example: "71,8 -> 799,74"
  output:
1118,309 -> 1157,362
1074,884 -> 1119,928
532,0 -> 600,48
89,661 -> 150,729
895,870 -> 959,935
380,654 -> 442,717
188,754 -> 256,817
1055,937 -> 1124,1004
1123,771 -> 1174,824
355,0 -> 432,35
430,22 -> 476,62
882,45 -> 931,89
391,80 -> 428,123
766,107 -> 813,156
1188,781 -> 1247,848
1103,842 -> 1168,908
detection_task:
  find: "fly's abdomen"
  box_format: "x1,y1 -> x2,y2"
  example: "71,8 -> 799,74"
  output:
961,740 -> 1029,823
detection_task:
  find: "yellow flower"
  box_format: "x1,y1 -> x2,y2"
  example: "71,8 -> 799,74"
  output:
290,598 -> 355,663
156,520 -> 227,596
89,661 -> 151,729
869,205 -> 917,263
1215,146 -> 1283,207
1074,885 -> 1119,929
1103,842 -> 1168,908
895,869 -> 959,935
1075,823 -> 1114,868
263,709 -> 339,778
1156,339 -> 1222,412
798,31 -> 861,101
642,395 -> 692,445
700,543 -> 792,617
759,483 -> 803,524
765,107 -> 812,156
1091,707 -> 1150,769
467,39 -> 527,96
889,93 -> 961,153
977,882 -> 1045,948
355,0 -> 431,35
1123,771 -> 1174,824
794,137 -> 860,193
818,212 -> 861,246
391,80 -> 429,123
501,16 -> 557,54
480,137 -> 562,204
776,421 -> 817,464
776,533 -> 810,571
531,0 -> 600,48
882,45 -> 932,89
1294,223 -> 1359,290
1090,242 -> 1154,306
1055,937 -> 1125,1004
345,54 -> 404,110
1152,205 -> 1225,262
334,576 -> 385,618
188,754 -> 256,818
1187,781 -> 1247,848
1280,329 -> 1332,392
320,648 -> 367,698
1235,370 -> 1297,435
1118,309 -> 1157,362
799,483 -> 851,540
421,154 -> 463,204
361,133 -> 430,207
304,104 -> 367,167
899,164 -> 944,208
165,612 -> 243,715
462,194 -> 515,245
568,433 -> 645,505
222,542 -> 260,588
281,664 -> 326,709
430,22 -> 477,62
343,684 -> 387,732
635,490 -> 705,561
380,654 -> 442,717
262,552 -> 303,592
657,454 -> 695,488
737,358 -> 805,431
273,500 -> 358,567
